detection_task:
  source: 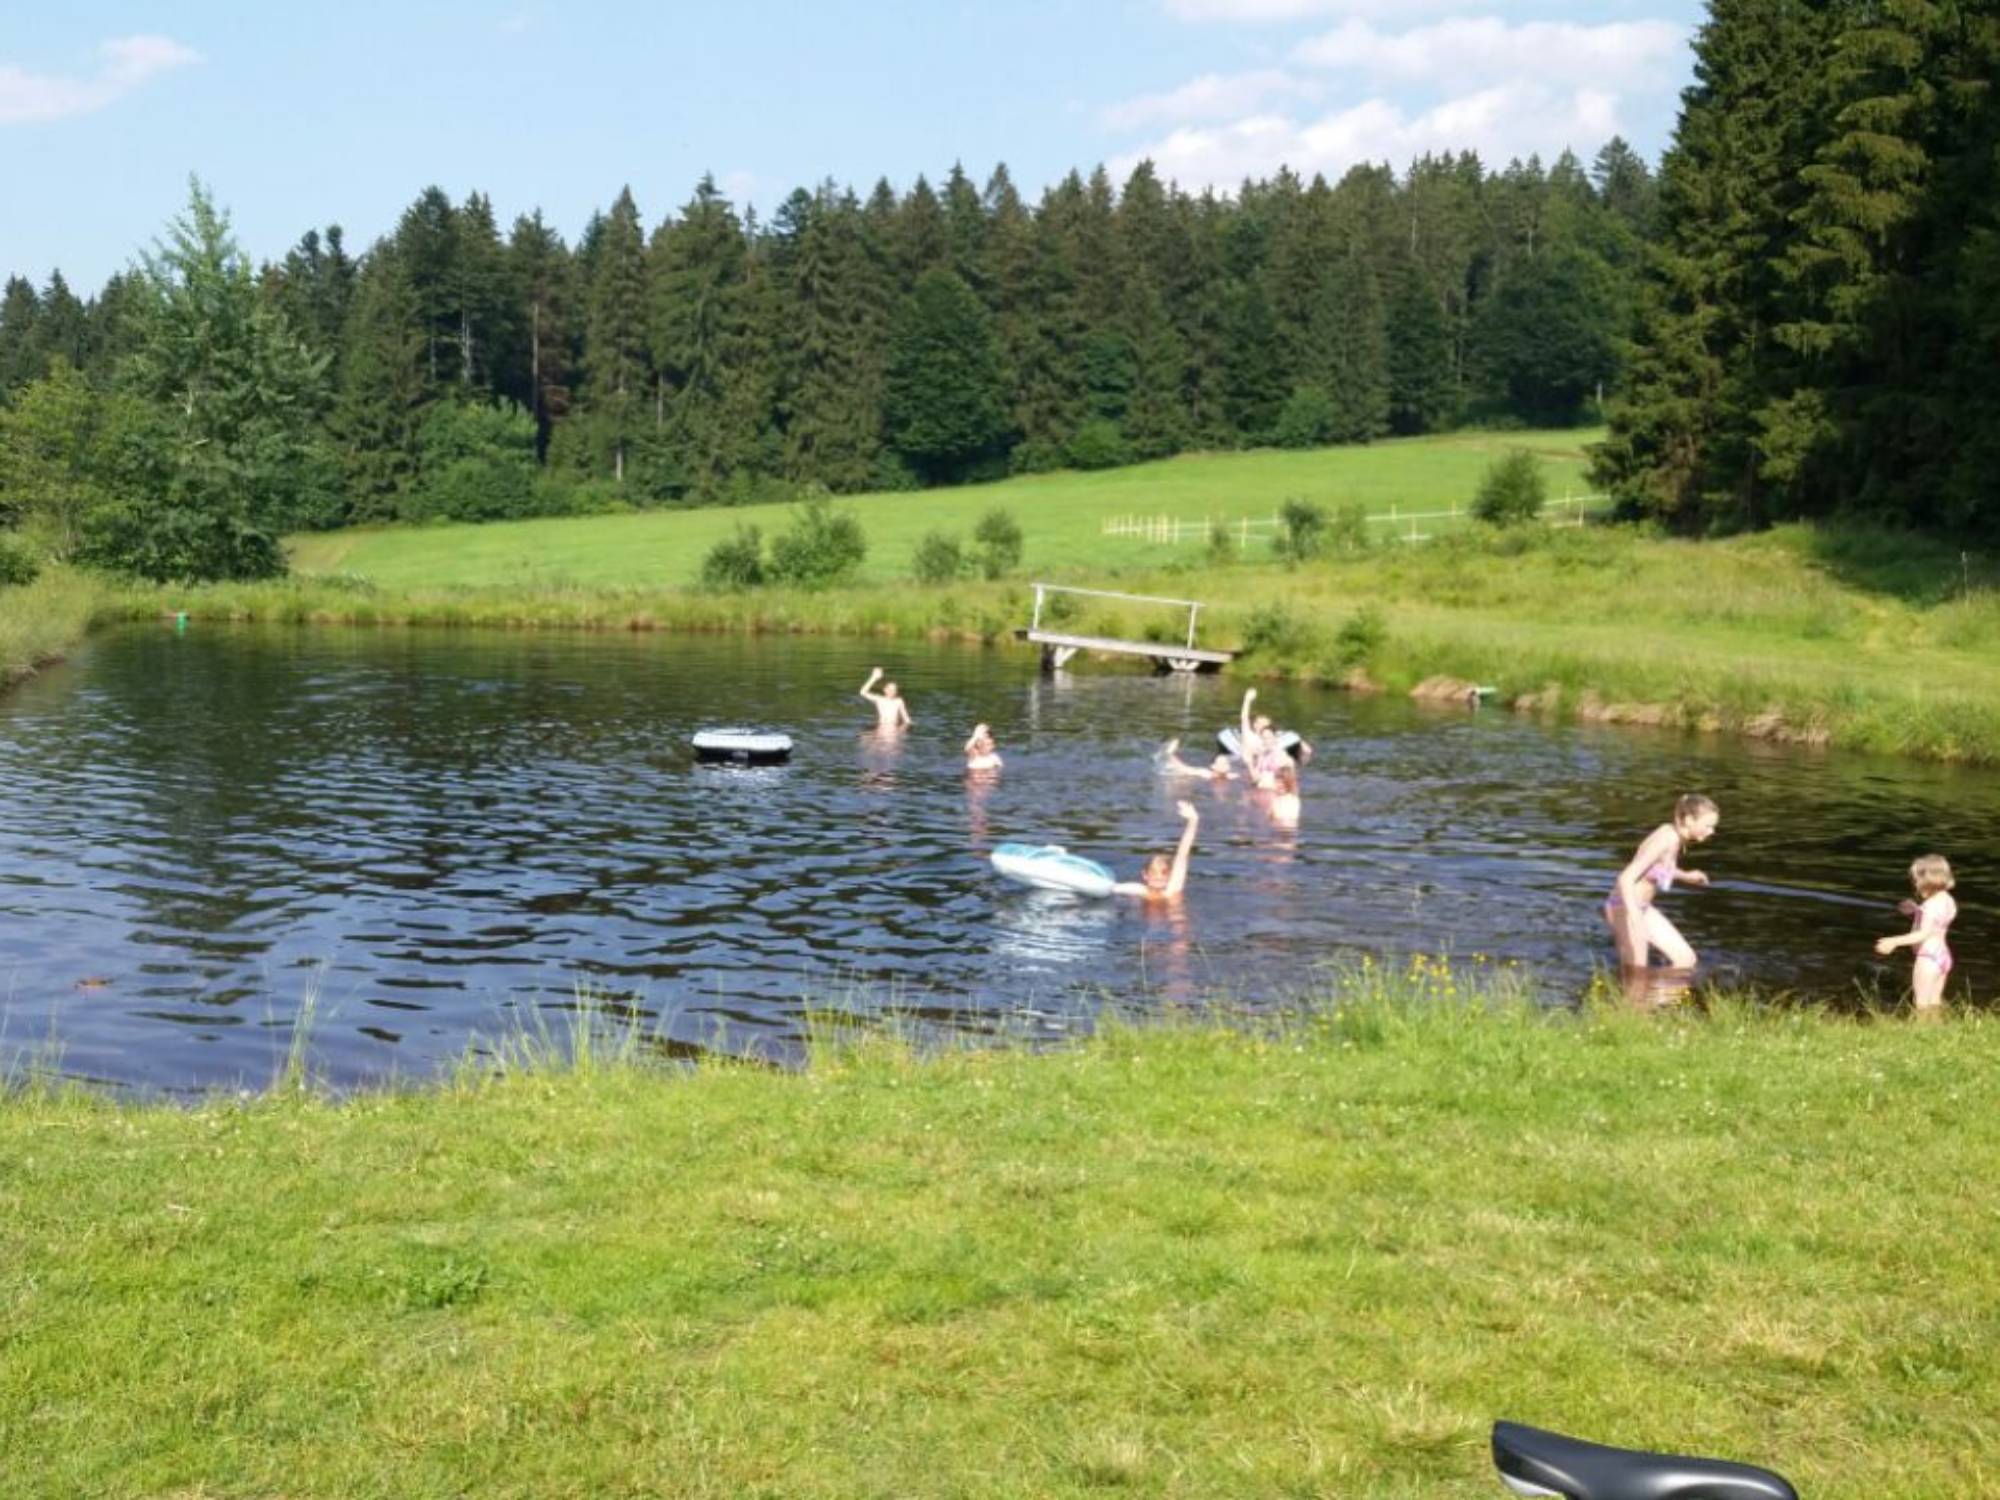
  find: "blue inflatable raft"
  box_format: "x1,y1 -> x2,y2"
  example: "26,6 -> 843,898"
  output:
989,842 -> 1117,897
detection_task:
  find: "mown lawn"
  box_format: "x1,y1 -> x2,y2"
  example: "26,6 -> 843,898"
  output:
2,981 -> 1996,1498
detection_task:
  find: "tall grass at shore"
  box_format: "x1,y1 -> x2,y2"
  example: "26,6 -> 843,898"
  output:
2,966 -> 1996,1498
0,567 -> 107,686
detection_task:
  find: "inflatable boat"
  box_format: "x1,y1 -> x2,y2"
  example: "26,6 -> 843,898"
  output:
989,842 -> 1117,898
692,729 -> 793,765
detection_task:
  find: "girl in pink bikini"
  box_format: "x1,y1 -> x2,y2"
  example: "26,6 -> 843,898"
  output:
1604,794 -> 1718,971
1874,854 -> 1956,1011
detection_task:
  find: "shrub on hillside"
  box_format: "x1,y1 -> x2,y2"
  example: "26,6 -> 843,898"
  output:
1009,438 -> 1066,475
768,494 -> 868,588
971,508 -> 1023,580
1327,501 -> 1372,554
1205,522 -> 1237,564
1473,449 -> 1547,524
1273,385 -> 1336,449
1064,418 -> 1132,471
912,530 -> 965,585
1241,600 -> 1320,658
0,533 -> 40,588
700,524 -> 766,590
1334,604 -> 1388,665
1273,498 -> 1328,563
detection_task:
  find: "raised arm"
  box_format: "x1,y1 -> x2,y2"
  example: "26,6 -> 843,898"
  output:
963,724 -> 988,756
1162,800 -> 1199,898
859,667 -> 885,703
1239,687 -> 1258,749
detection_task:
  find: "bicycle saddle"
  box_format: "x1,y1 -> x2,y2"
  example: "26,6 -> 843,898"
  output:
1492,1421 -> 1798,1500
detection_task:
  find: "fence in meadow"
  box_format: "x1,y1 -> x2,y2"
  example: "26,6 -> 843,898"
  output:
1101,492 -> 1610,546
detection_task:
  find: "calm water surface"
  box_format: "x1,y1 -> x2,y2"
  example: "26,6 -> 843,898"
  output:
1,626 -> 1992,1090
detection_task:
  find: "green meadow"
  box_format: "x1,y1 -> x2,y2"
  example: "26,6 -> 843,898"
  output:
3,974 -> 1996,1498
282,430 -> 1600,588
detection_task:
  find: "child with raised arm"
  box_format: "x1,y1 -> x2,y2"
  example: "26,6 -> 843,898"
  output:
859,667 -> 912,731
1604,794 -> 1718,970
1238,687 -> 1300,787
1113,801 -> 1200,902
1157,737 -> 1237,781
963,723 -> 1002,771
1875,854 -> 1956,1012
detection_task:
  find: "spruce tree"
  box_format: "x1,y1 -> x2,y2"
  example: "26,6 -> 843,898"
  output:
581,186 -> 648,484
884,268 -> 1010,483
0,277 -> 41,399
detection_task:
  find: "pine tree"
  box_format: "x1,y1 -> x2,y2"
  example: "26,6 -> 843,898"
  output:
394,187 -> 460,388
1386,259 -> 1455,434
502,211 -> 573,459
650,176 -> 751,498
884,268 -> 1010,483
333,245 -> 429,520
0,276 -> 41,399
450,192 -> 512,392
580,186 -> 648,484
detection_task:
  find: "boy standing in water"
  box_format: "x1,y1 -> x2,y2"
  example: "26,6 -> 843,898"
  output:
1875,854 -> 1957,1012
859,667 -> 912,731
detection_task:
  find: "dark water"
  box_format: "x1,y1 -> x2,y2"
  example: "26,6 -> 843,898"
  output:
1,625 -> 1991,1091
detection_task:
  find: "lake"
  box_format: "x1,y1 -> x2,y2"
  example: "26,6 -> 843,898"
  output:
0,625 -> 1989,1091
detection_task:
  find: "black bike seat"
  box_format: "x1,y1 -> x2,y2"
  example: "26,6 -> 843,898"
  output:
1492,1421 -> 1798,1500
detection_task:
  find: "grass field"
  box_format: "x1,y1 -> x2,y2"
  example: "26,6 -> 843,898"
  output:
3,973 -> 1996,1499
285,430 -> 1600,588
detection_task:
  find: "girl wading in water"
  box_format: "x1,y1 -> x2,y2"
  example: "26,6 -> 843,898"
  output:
1112,801 -> 1200,902
1875,854 -> 1957,1013
1604,794 -> 1718,972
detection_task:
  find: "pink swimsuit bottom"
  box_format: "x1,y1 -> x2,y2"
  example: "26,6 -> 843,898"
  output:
1915,916 -> 1954,976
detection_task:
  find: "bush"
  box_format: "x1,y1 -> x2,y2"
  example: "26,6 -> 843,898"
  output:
1009,438 -> 1066,475
971,508 -> 1023,580
1065,418 -> 1132,471
1327,502 -> 1371,554
1241,600 -> 1321,659
700,524 -> 766,590
767,494 -> 868,588
912,530 -> 965,584
1273,385 -> 1336,449
870,451 -> 921,493
1473,449 -> 1547,524
408,401 -> 540,523
1333,604 -> 1388,665
0,533 -> 40,588
1206,522 -> 1237,564
1273,498 -> 1328,563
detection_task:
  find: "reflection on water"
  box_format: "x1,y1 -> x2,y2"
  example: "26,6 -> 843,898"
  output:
0,625 -> 1992,1091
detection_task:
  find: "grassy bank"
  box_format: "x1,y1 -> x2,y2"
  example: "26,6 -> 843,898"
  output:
3,978 -> 1997,1498
0,567 -> 106,689
21,428 -> 2000,761
115,516 -> 2000,763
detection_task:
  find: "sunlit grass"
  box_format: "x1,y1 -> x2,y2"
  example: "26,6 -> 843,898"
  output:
2,963 -> 1995,1498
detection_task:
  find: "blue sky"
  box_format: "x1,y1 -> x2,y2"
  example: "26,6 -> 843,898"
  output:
4,1 -> 1707,292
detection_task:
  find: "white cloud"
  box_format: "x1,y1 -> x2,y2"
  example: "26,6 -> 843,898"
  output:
1111,83 -> 1629,191
0,35 -> 201,125
1165,0 -> 1468,21
1293,17 -> 1687,88
1101,69 -> 1325,131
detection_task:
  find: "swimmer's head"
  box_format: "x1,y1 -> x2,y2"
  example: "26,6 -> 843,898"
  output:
1209,754 -> 1234,777
1142,854 -> 1172,890
882,682 -> 900,698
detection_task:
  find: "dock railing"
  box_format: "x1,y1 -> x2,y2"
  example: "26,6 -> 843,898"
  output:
1030,583 -> 1204,650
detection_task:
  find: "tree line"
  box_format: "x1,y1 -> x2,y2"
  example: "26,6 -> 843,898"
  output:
0,147 -> 1655,578
1595,0 -> 2000,535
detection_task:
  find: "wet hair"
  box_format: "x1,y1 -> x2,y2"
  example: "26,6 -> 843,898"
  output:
1143,854 -> 1171,885
1209,754 -> 1234,774
1674,793 -> 1718,826
1910,853 -> 1955,896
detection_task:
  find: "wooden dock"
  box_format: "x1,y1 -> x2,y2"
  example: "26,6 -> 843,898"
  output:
1018,584 -> 1236,674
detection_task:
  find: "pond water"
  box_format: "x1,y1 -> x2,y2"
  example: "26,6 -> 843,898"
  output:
0,626 -> 1991,1091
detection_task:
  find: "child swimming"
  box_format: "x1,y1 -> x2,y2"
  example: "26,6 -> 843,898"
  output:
963,723 -> 1002,771
1112,801 -> 1200,902
1604,794 -> 1718,971
859,667 -> 912,731
1874,853 -> 1956,1012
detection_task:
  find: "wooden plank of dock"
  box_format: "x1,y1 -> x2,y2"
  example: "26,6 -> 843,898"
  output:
1014,628 -> 1235,673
